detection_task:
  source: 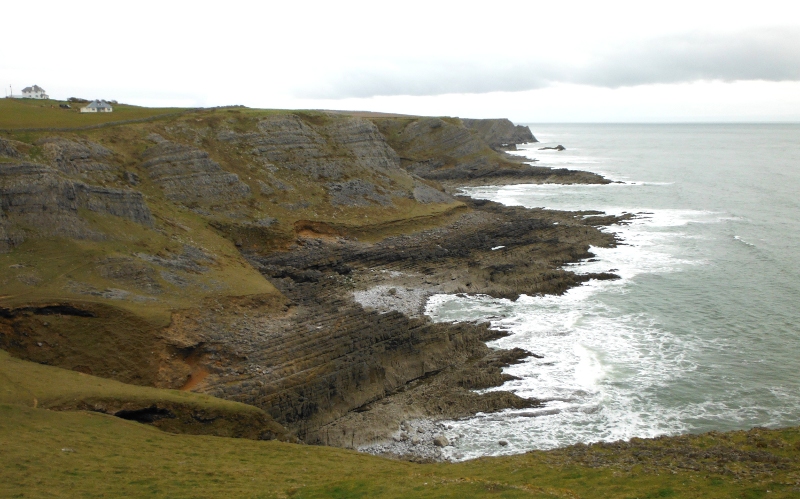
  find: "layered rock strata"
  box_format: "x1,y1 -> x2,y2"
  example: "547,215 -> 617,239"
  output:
141,137 -> 251,205
158,199 -> 630,447
0,110 -> 626,453
372,116 -> 607,187
461,118 -> 537,149
0,162 -> 153,250
219,114 -> 414,205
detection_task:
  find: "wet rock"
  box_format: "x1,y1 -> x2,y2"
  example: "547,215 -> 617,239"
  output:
433,435 -> 449,447
538,145 -> 566,151
499,440 -> 508,446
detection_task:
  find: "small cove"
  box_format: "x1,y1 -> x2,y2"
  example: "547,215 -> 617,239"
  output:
423,124 -> 800,460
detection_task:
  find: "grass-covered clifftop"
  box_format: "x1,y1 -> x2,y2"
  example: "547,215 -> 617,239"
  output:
0,97 -> 187,130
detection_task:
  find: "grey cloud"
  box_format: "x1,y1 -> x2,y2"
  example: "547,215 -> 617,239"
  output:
296,60 -> 559,99
574,27 -> 800,87
297,27 -> 800,98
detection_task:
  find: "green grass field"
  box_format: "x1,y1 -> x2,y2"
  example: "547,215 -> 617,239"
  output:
0,98 -> 188,130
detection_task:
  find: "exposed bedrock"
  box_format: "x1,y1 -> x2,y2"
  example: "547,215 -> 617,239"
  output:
0,137 -> 25,158
461,118 -> 537,149
176,199 -> 630,445
327,179 -> 393,207
252,198 -> 625,302
217,113 -> 416,206
0,163 -> 154,250
37,137 -> 115,180
193,292 -> 512,444
320,116 -> 402,174
0,111 -> 622,450
222,114 -> 402,179
141,137 -> 251,204
372,117 -> 607,186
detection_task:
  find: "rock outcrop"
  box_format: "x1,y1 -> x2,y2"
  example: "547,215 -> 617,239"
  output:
0,163 -> 154,250
327,179 -> 393,207
38,137 -> 116,180
461,118 -> 537,149
0,108 -> 622,450
218,113 -> 417,206
0,137 -> 24,158
372,117 -> 606,187
177,198 -> 628,445
141,137 -> 251,205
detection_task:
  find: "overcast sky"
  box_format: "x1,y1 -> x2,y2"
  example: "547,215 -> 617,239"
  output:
3,0 -> 800,122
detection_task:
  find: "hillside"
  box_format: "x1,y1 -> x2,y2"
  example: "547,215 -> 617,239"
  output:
2,401 -> 799,498
4,102 -> 795,497
1,105 -> 615,444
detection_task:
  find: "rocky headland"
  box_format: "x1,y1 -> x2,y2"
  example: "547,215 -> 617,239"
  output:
1,109 -> 626,459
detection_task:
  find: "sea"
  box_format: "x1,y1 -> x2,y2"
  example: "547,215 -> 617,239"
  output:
424,123 -> 800,461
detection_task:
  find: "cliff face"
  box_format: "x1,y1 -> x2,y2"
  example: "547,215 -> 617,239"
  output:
371,116 -> 604,187
141,136 -> 252,205
0,162 -> 153,247
0,108 -> 621,446
461,118 -> 537,148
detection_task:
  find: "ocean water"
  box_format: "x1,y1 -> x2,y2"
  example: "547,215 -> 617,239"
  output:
425,124 -> 800,461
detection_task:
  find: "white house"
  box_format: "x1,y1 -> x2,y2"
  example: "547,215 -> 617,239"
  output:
80,100 -> 113,113
21,85 -> 49,99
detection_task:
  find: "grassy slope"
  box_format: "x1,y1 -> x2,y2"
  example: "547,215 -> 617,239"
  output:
1,107 -> 463,322
0,207 -> 279,325
0,98 -> 187,130
0,349 -> 268,413
0,349 -> 289,439
1,402 -> 799,498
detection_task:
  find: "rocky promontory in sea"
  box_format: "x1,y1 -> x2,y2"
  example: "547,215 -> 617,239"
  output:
1,108 -> 625,456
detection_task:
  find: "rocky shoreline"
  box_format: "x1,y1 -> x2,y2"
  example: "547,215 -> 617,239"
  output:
1,110 -> 630,456
231,197 -> 633,454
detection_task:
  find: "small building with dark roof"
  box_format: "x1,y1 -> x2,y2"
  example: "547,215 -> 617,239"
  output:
80,100 -> 113,113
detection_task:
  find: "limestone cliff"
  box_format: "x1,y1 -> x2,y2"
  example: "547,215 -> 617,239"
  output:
0,108 -> 622,446
0,162 -> 153,247
371,116 -> 605,187
461,118 -> 537,149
